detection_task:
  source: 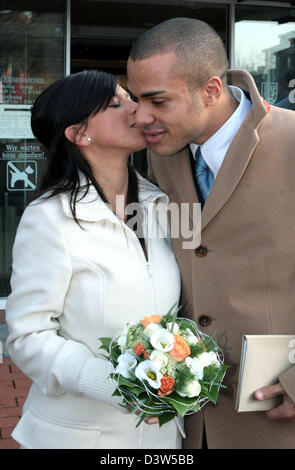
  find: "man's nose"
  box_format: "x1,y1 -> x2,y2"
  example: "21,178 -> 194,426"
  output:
134,103 -> 155,127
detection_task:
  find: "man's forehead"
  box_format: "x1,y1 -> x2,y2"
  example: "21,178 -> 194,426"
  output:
127,56 -> 185,95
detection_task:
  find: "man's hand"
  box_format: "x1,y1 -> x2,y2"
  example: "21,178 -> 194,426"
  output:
254,383 -> 295,421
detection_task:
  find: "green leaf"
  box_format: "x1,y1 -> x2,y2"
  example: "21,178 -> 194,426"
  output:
189,401 -> 201,413
158,412 -> 176,427
164,393 -> 198,418
208,385 -> 219,404
98,337 -> 112,352
109,344 -> 121,362
161,303 -> 182,327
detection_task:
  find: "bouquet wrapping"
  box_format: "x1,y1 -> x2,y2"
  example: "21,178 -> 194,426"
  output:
99,304 -> 228,437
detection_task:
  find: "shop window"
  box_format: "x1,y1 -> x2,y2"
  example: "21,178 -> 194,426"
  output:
0,1 -> 66,299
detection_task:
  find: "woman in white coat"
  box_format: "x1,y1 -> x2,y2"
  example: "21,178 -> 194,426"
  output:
5,70 -> 182,449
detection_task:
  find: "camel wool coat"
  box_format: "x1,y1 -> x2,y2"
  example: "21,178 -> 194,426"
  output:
147,69 -> 295,449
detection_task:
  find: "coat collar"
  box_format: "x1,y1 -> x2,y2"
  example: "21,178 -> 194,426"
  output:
156,69 -> 270,231
60,171 -> 169,222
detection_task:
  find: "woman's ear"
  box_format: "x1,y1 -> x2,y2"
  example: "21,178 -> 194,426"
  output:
64,125 -> 91,146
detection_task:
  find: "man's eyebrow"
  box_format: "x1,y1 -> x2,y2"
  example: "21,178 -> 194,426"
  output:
127,88 -> 166,99
140,90 -> 166,98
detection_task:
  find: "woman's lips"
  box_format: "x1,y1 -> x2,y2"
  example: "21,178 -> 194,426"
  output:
143,131 -> 166,144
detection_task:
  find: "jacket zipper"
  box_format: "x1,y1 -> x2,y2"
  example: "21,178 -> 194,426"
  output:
120,213 -> 156,315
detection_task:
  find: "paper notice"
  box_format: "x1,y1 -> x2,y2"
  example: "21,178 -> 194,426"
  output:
0,104 -> 34,139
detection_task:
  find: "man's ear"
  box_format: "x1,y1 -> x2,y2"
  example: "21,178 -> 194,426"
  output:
64,125 -> 91,146
203,76 -> 223,106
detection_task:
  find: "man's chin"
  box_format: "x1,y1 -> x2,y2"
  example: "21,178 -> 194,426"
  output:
149,142 -> 188,156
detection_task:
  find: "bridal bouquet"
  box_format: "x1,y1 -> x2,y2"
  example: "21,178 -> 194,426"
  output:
99,304 -> 228,430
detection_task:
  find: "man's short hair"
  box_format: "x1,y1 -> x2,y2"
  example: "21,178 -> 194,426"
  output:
129,17 -> 229,89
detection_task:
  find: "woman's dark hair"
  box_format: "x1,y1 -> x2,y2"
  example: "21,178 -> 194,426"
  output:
31,69 -> 139,226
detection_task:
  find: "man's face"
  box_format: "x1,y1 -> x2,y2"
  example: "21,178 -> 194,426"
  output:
127,52 -> 209,156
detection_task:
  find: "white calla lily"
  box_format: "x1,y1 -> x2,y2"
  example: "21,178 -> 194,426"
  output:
150,329 -> 175,353
185,356 -> 204,380
135,360 -> 163,389
177,378 -> 201,398
198,351 -> 220,368
143,322 -> 162,339
115,351 -> 137,378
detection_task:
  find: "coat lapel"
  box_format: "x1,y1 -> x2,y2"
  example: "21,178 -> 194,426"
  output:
200,115 -> 260,231
169,147 -> 200,209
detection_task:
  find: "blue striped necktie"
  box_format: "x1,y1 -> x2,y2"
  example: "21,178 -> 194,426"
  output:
194,147 -> 214,201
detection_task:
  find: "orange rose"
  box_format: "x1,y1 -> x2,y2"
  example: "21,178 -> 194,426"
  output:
143,349 -> 150,359
169,335 -> 191,362
158,375 -> 175,397
134,342 -> 145,356
140,315 -> 162,328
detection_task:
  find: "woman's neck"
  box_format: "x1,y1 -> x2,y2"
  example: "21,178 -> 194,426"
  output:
91,154 -> 129,221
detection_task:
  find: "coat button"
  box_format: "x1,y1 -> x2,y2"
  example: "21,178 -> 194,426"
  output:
195,245 -> 208,257
198,315 -> 212,327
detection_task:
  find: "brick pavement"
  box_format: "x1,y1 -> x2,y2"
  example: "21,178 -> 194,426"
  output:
0,310 -> 32,449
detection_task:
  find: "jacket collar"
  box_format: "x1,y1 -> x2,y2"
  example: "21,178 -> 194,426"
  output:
60,171 -> 169,222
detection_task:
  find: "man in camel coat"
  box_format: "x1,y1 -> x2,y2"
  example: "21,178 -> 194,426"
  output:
127,17 -> 295,448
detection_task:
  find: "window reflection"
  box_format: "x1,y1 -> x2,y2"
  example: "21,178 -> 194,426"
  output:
235,6 -> 295,110
0,1 -> 65,298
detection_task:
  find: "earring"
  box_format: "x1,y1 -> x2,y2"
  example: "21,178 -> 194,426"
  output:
87,137 -> 92,142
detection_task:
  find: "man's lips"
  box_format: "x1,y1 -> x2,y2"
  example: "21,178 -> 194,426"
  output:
143,130 -> 167,144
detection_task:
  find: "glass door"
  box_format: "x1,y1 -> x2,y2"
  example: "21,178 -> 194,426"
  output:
71,0 -> 228,176
0,1 -> 66,300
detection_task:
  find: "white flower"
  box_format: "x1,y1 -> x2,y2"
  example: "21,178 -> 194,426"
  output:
150,350 -> 169,369
167,322 -> 180,334
115,351 -> 137,378
117,333 -> 128,352
135,360 -> 163,389
150,329 -> 175,353
143,322 -> 162,339
177,378 -> 201,398
198,351 -> 220,368
185,356 -> 204,380
185,328 -> 199,345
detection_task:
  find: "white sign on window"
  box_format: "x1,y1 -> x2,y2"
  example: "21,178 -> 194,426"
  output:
0,104 -> 34,139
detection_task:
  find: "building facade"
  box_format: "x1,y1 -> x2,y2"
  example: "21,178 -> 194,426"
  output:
0,0 -> 295,307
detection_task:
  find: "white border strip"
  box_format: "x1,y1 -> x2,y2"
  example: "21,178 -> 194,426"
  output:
0,299 -> 7,311
65,0 -> 71,76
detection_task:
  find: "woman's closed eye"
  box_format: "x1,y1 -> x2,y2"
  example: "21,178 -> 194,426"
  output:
109,101 -> 121,108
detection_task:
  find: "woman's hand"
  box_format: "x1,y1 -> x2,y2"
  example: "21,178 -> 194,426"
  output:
126,403 -> 159,425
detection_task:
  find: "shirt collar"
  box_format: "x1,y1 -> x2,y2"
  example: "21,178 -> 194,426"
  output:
190,86 -> 252,178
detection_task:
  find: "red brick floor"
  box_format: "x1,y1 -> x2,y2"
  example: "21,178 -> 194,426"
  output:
0,357 -> 32,449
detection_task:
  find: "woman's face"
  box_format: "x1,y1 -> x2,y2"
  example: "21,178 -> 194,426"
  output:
85,85 -> 147,153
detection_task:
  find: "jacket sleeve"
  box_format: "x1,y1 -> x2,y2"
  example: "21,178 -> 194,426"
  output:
279,366 -> 295,405
5,201 -> 121,408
